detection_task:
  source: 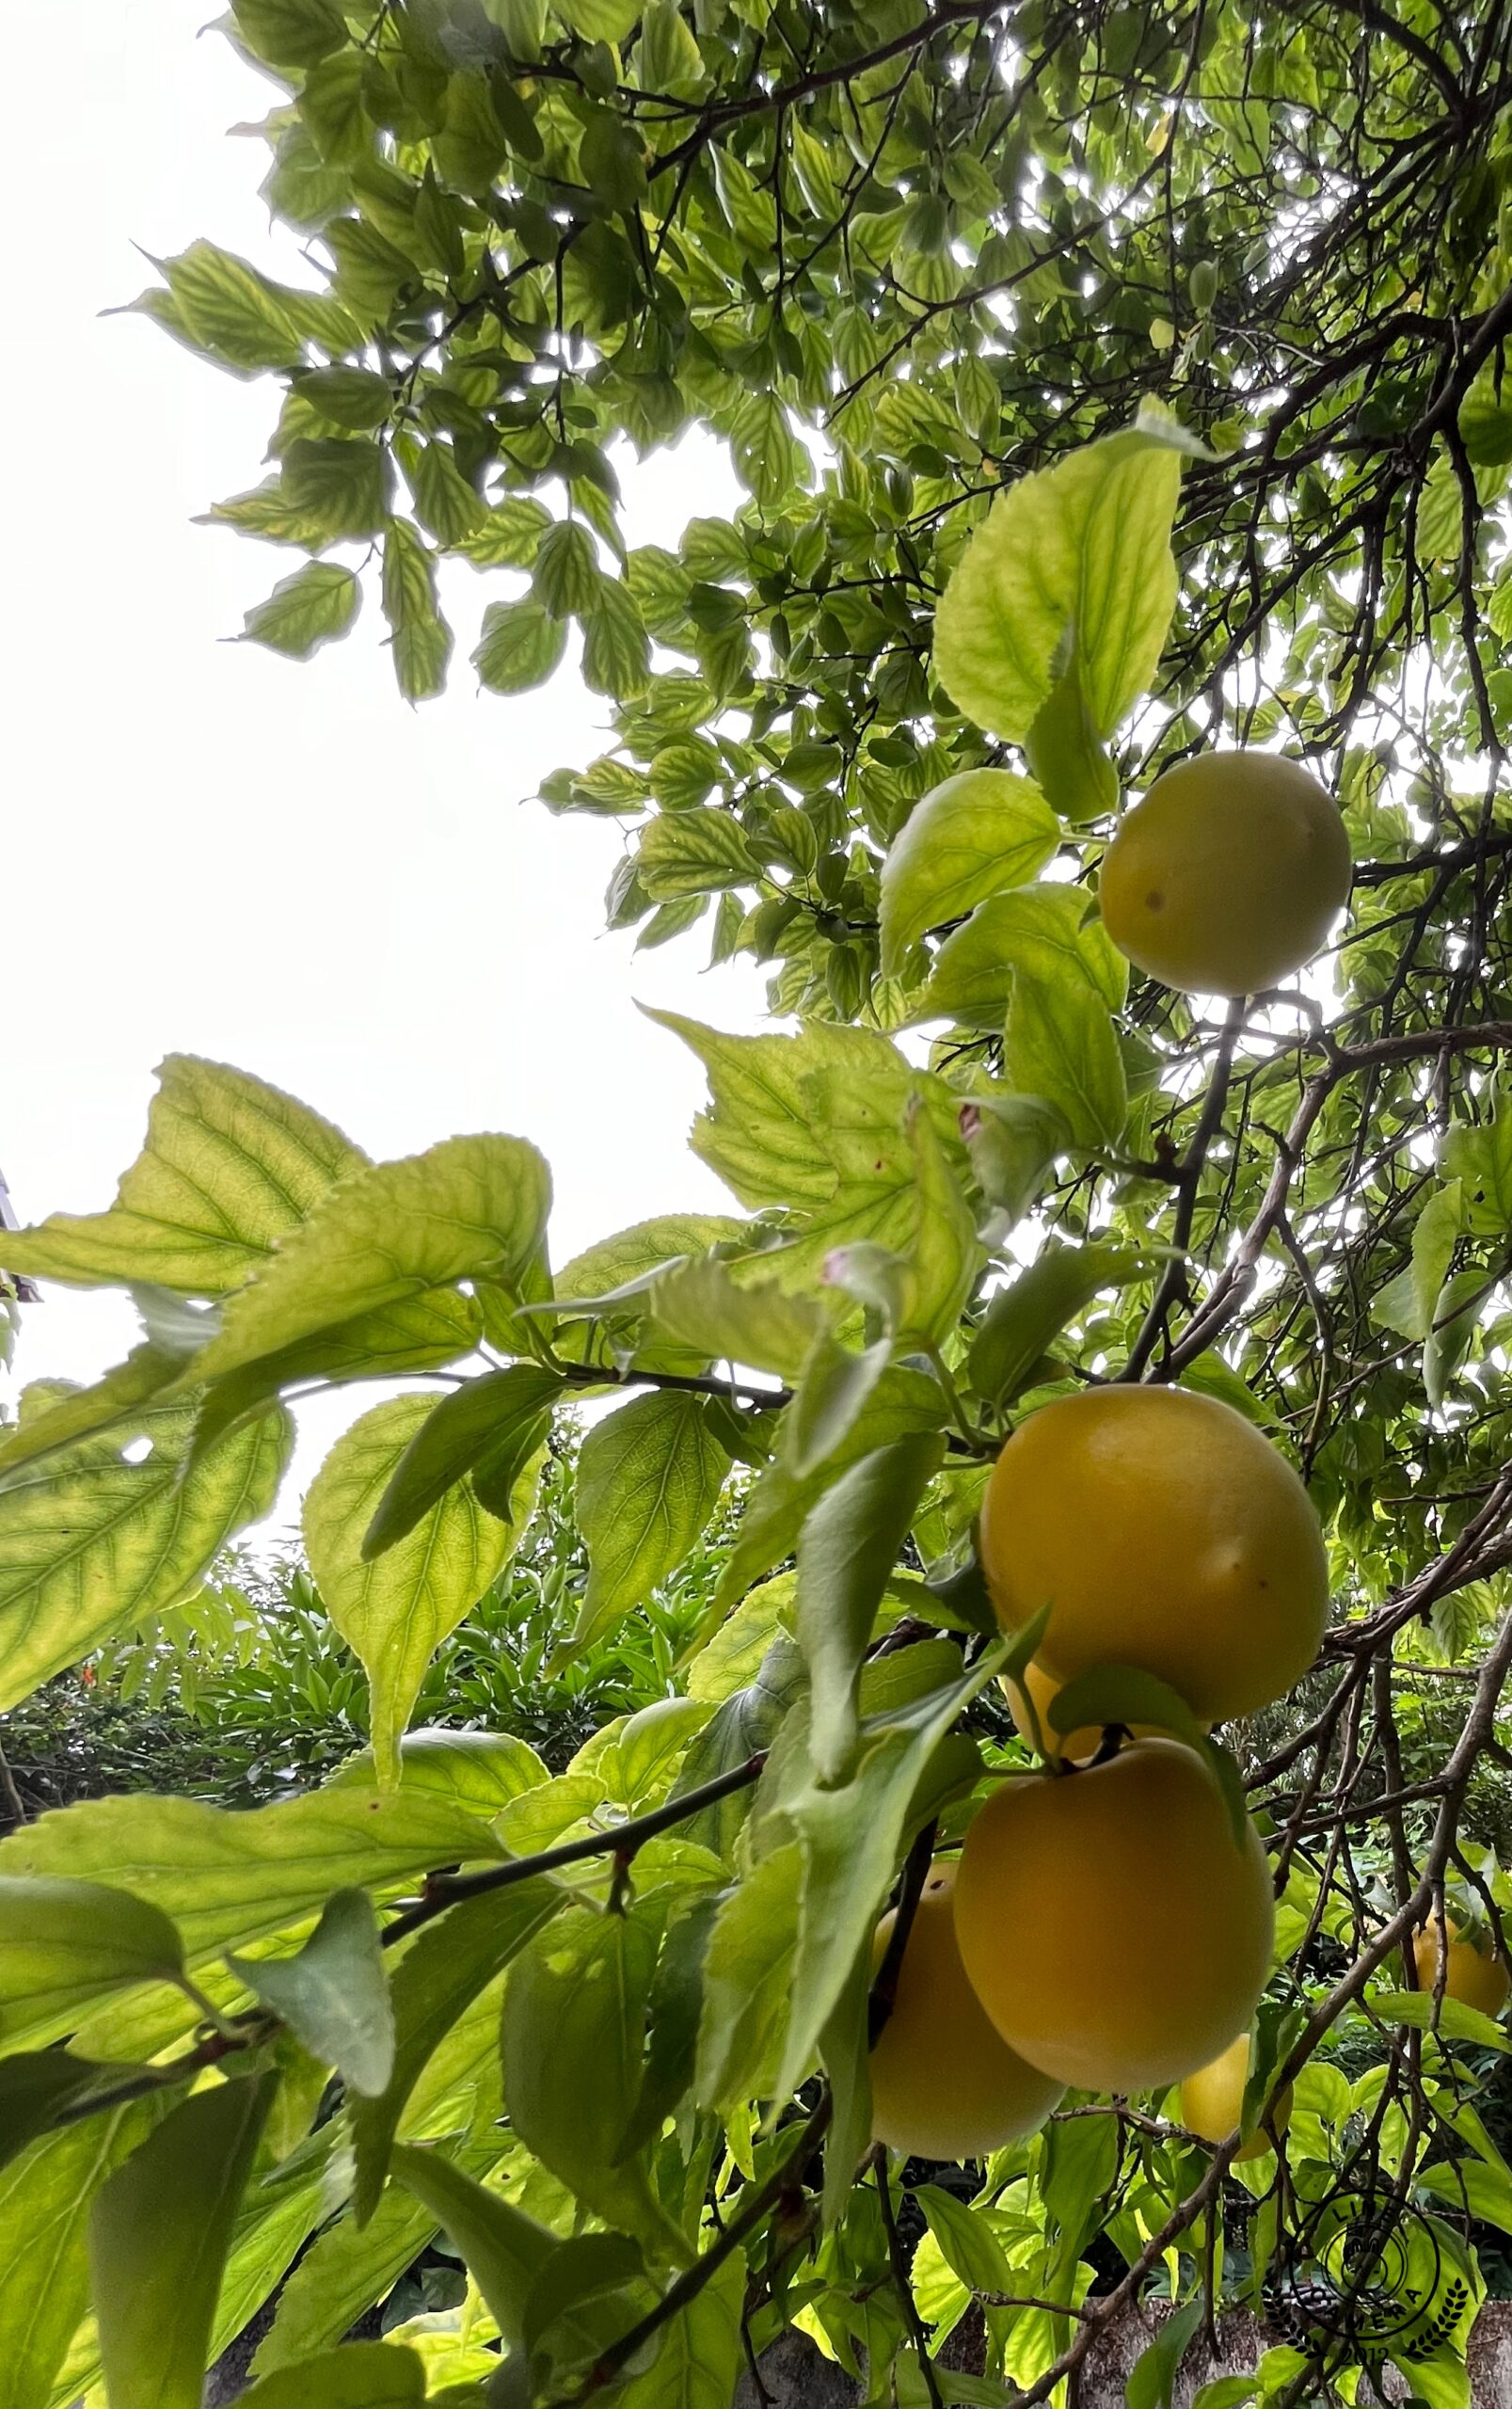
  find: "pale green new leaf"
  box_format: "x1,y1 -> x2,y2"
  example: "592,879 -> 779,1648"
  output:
0,1786 -> 505,2049
694,1842 -> 804,2112
390,2146 -> 556,2345
241,560 -> 360,659
237,2344 -> 426,2409
613,2246 -> 746,2409
796,1433 -> 946,1783
0,2109 -> 149,2409
934,423 -> 1184,742
0,1877 -> 185,2043
0,1406 -> 291,1711
304,1396 -> 518,1786
501,1907 -> 689,2258
878,768 -> 1059,974
190,1134 -> 550,1384
574,1391 -> 727,1649
229,1889 -> 394,2096
637,809 -> 759,899
776,1641 -> 1008,2097
361,1363 -> 564,1557
351,1881 -> 560,2221
0,1056 -> 365,1294
647,1255 -> 824,1380
90,2073 -> 278,2409
251,2176 -> 441,2376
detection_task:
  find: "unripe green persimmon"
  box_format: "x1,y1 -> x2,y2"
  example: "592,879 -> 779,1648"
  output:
869,1862 -> 1063,2161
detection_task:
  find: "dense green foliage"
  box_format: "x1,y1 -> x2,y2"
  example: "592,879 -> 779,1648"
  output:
7,3 -> 1512,2405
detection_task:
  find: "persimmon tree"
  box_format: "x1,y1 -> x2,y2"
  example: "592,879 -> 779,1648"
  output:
4,5 -> 1512,2406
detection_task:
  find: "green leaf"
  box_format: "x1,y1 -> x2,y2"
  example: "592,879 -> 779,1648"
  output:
382,518 -> 454,702
638,0 -> 707,97
351,1881 -> 560,2221
573,1391 -> 727,1649
456,496 -> 551,567
557,0 -> 639,40
879,769 -> 1059,974
305,1395 -> 520,1786
1369,1990 -> 1511,2050
638,810 -> 758,899
501,1907 -> 689,2258
241,560 -> 360,659
968,1240 -> 1147,1410
190,1133 -> 549,1386
0,1877 -> 184,2042
0,2050 -> 168,2178
934,422 -> 1184,742
390,2146 -> 556,2344
929,888 -> 1129,1148
0,1786 -> 504,2050
796,1434 -> 947,1783
1126,2297 -> 1204,2409
237,2344 -> 427,2409
694,1841 -> 804,2112
1443,1090 -> 1512,1232
280,437 -> 392,539
0,2103 -> 169,2409
300,49 -> 370,166
473,597 -> 568,693
613,2245 -> 745,2408
188,1289 -> 482,1463
1024,655 -> 1121,822
144,241 -> 306,373
776,1642 -> 1009,2097
0,1056 -> 365,1294
533,519 -> 601,618
233,0 -> 347,69
648,1256 -> 823,1381
1190,2384 -> 1261,2409
582,578 -> 652,699
961,1093 -> 1069,1226
0,1405 -> 291,1712
717,1364 -> 947,1605
730,390 -> 802,510
915,2185 -> 1014,2295
90,2072 -> 278,2409
228,1889 -> 393,2095
1372,1181 -> 1462,1340
1418,2157 -> 1512,2234
362,1364 -> 563,1557
406,440 -> 487,546
251,2172 -> 440,2375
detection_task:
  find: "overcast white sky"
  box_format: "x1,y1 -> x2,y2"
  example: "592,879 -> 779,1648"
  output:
0,1 -> 768,1508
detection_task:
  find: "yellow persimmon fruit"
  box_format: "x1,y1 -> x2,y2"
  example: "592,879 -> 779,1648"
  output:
1412,1916 -> 1511,2018
1180,2033 -> 1292,2161
1001,1657 -> 1205,1763
953,1738 -> 1275,2093
869,1860 -> 1063,2160
1100,750 -> 1351,996
980,1384 -> 1329,1724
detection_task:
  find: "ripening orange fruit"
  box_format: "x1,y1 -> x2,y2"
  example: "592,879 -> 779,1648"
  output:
953,1739 -> 1275,2093
979,1385 -> 1329,1724
869,1861 -> 1063,2160
1180,2033 -> 1291,2161
1100,751 -> 1351,996
1411,1916 -> 1510,2018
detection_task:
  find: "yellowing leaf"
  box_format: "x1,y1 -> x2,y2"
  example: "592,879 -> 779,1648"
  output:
304,1396 -> 521,1786
190,1134 -> 550,1384
0,1057 -> 365,1294
0,1407 -> 291,1712
574,1391 -> 727,1649
934,423 -> 1184,742
878,768 -> 1059,974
